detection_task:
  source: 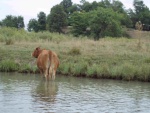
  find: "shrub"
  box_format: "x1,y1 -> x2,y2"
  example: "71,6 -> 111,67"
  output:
5,38 -> 14,45
68,47 -> 81,55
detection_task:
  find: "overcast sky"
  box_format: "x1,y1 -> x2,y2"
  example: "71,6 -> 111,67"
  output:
0,0 -> 150,27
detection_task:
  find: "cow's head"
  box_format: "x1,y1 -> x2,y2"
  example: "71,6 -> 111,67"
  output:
32,47 -> 41,58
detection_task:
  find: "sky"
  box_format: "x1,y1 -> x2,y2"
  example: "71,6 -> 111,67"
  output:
0,0 -> 150,28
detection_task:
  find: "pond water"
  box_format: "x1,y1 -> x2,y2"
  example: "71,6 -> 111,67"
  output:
0,73 -> 150,113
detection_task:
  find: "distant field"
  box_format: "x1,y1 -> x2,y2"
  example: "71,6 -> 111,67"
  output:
0,27 -> 150,82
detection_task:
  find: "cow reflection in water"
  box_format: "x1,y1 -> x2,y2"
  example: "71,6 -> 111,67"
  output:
34,81 -> 58,103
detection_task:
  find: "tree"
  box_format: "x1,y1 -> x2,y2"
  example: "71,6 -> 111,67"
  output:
89,7 -> 122,39
112,0 -> 125,13
79,1 -> 99,12
47,5 -> 67,33
111,1 -> 132,27
68,4 -> 80,14
101,0 -> 111,8
1,15 -> 24,29
70,12 -> 89,36
27,19 -> 39,32
60,0 -> 72,14
17,16 -> 25,28
0,21 -> 2,26
2,15 -> 17,27
80,1 -> 92,12
134,0 -> 145,14
129,0 -> 150,27
37,11 -> 46,31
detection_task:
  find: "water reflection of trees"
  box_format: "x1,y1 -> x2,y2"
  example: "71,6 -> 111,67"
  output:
32,80 -> 58,104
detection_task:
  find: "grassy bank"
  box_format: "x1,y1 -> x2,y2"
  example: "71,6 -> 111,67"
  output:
0,27 -> 150,82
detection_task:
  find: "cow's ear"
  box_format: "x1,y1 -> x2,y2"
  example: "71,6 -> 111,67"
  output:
36,46 -> 40,50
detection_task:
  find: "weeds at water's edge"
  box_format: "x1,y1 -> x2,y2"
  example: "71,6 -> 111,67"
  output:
0,59 -> 150,82
0,60 -> 19,72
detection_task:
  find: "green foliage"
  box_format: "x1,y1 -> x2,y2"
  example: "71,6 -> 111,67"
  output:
0,60 -> 19,72
86,64 -> 110,78
59,63 -> 72,75
37,12 -> 46,31
5,38 -> 14,45
28,12 -> 46,32
1,0 -> 150,39
86,64 -> 97,77
1,15 -> 24,29
19,64 -> 38,73
144,58 -> 150,63
68,4 -> 80,14
70,12 -> 89,36
17,16 -> 25,28
111,1 -> 133,27
119,63 -> 136,81
47,5 -> 67,33
129,0 -> 150,26
0,21 -> 2,26
0,27 -> 71,42
89,7 -> 122,39
136,64 -> 150,81
27,19 -> 39,32
80,1 -> 93,12
68,46 -> 81,55
0,27 -> 30,42
60,0 -> 73,14
0,28 -> 150,82
72,62 -> 88,76
69,1 -> 130,38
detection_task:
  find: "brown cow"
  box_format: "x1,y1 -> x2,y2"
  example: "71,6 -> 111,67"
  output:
32,47 -> 59,80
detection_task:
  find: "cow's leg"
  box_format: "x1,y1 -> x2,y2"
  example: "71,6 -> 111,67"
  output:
45,61 -> 50,80
49,66 -> 53,80
52,69 -> 56,80
39,69 -> 43,75
44,68 -> 49,80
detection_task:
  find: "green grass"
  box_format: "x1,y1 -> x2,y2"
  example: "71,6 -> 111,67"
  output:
0,27 -> 150,82
0,60 -> 19,72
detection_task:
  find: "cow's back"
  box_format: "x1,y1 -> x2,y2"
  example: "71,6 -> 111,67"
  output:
37,50 -> 50,71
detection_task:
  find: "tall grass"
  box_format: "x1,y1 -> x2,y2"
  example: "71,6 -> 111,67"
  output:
0,27 -> 74,43
0,27 -> 150,82
0,60 -> 19,72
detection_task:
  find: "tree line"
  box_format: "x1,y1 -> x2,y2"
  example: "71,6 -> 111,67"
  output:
0,0 -> 150,39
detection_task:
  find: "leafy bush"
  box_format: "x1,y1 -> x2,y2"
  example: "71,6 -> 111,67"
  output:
70,12 -> 89,36
89,7 -> 122,39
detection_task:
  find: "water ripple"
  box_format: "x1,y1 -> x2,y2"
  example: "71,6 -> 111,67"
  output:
1,73 -> 150,113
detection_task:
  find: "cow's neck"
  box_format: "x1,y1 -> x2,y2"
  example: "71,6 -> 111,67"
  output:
37,49 -> 43,57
